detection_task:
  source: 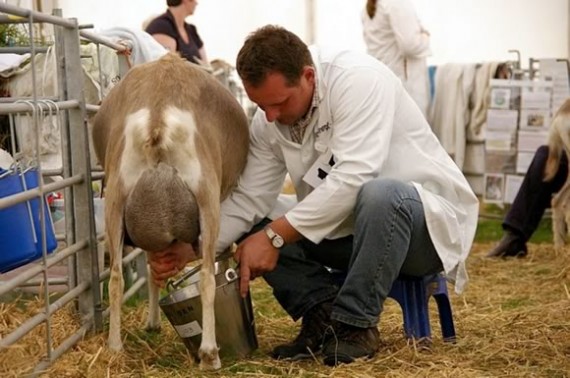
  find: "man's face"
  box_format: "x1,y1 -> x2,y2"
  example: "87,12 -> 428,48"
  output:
244,67 -> 315,126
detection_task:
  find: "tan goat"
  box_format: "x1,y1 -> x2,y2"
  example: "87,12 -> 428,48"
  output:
91,53 -> 249,369
543,98 -> 570,249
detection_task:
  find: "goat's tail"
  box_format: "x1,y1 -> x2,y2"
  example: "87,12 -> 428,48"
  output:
125,107 -> 196,166
544,111 -> 570,182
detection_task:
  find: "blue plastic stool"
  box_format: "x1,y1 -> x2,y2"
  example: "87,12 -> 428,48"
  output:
387,273 -> 456,342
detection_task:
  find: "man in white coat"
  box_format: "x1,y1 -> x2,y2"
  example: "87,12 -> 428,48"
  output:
149,25 -> 478,365
362,0 -> 431,116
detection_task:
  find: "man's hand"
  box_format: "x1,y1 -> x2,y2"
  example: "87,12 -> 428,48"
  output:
148,241 -> 199,287
234,231 -> 279,297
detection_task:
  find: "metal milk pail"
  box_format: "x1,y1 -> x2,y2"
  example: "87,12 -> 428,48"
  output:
159,256 -> 258,361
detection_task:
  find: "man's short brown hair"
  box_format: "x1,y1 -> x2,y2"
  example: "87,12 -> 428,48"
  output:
236,25 -> 314,88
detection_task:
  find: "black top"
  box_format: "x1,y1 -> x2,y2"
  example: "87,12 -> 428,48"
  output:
145,10 -> 204,63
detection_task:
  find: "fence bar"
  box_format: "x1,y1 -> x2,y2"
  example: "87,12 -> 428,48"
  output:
31,321 -> 92,377
85,103 -> 99,113
0,174 -> 83,209
0,4 -> 76,28
98,248 -> 145,282
0,240 -> 87,296
18,277 -> 68,287
80,30 -> 129,52
0,46 -> 50,54
0,281 -> 89,348
0,99 -> 79,115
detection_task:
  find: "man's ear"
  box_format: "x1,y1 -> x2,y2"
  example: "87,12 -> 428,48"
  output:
302,65 -> 316,84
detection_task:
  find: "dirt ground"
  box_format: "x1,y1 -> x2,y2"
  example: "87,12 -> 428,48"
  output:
1,242 -> 569,377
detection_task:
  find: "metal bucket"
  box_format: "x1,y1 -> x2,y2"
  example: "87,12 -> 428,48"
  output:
159,256 -> 258,361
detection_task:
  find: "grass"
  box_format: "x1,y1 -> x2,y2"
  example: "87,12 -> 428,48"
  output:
476,203 -> 553,244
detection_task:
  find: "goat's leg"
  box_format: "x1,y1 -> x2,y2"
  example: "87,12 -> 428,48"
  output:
145,263 -> 161,330
552,203 -> 566,249
559,204 -> 570,249
106,180 -> 126,352
552,181 -> 570,250
197,195 -> 221,370
108,246 -> 125,351
561,189 -> 570,250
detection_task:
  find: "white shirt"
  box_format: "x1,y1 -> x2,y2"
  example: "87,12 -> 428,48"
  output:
218,46 -> 479,293
361,0 -> 431,116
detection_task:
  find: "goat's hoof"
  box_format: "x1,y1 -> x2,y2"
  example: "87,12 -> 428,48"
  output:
144,322 -> 161,332
198,349 -> 221,370
108,339 -> 123,352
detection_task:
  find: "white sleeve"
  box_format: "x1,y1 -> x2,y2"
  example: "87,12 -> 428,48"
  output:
216,110 -> 287,252
285,66 -> 399,243
387,0 -> 430,58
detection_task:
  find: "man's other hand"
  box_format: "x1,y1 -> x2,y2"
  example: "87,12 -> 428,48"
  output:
148,241 -> 199,287
234,231 -> 279,297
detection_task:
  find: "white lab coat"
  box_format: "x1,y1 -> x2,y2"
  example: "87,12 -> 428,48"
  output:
361,0 -> 431,116
218,46 -> 479,293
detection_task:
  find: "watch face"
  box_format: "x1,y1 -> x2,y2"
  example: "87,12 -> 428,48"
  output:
272,235 -> 285,248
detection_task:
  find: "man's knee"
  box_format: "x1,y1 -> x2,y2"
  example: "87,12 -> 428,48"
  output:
357,178 -> 412,210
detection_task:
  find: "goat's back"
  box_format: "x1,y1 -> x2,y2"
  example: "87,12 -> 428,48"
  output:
92,53 -> 249,250
92,53 -> 249,199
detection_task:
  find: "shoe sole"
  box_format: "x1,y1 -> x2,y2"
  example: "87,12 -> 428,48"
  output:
323,352 -> 376,366
273,352 -> 315,361
486,249 -> 528,258
271,347 -> 322,361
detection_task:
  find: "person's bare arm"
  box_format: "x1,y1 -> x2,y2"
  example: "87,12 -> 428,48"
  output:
151,33 -> 177,52
196,46 -> 209,66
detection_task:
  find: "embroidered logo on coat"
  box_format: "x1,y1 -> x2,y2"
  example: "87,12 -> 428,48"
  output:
314,122 -> 330,138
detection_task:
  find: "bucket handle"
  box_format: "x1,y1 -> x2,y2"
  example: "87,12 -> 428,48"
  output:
166,249 -> 235,291
166,265 -> 239,292
167,264 -> 201,291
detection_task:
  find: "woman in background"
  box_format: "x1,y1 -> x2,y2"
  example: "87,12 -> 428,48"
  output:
145,0 -> 208,65
362,0 -> 430,116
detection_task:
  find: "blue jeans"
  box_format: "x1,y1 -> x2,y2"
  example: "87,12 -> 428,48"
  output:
259,178 -> 443,328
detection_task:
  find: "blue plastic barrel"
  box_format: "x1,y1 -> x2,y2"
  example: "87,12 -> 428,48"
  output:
0,167 -> 56,273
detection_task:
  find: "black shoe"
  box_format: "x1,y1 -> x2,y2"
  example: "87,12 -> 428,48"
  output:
486,231 -> 528,258
271,301 -> 332,360
322,322 -> 380,366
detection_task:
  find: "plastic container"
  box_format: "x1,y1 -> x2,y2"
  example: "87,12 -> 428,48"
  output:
0,167 -> 57,273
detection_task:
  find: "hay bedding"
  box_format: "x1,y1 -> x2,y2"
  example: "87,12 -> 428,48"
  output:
1,243 -> 569,377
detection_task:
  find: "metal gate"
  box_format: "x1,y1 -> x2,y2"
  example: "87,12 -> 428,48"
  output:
0,4 -> 148,376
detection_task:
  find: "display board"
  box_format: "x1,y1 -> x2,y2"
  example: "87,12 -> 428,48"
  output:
482,59 -> 570,204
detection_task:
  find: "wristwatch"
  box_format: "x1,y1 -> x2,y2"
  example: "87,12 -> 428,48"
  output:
264,226 -> 285,248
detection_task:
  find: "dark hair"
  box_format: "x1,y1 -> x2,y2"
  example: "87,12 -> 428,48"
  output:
236,25 -> 314,87
167,0 -> 182,6
366,0 -> 376,18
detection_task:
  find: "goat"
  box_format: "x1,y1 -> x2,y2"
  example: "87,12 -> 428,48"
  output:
91,52 -> 249,370
543,98 -> 570,249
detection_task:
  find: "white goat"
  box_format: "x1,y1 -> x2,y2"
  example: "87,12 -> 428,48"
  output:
543,98 -> 570,249
91,53 -> 249,369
